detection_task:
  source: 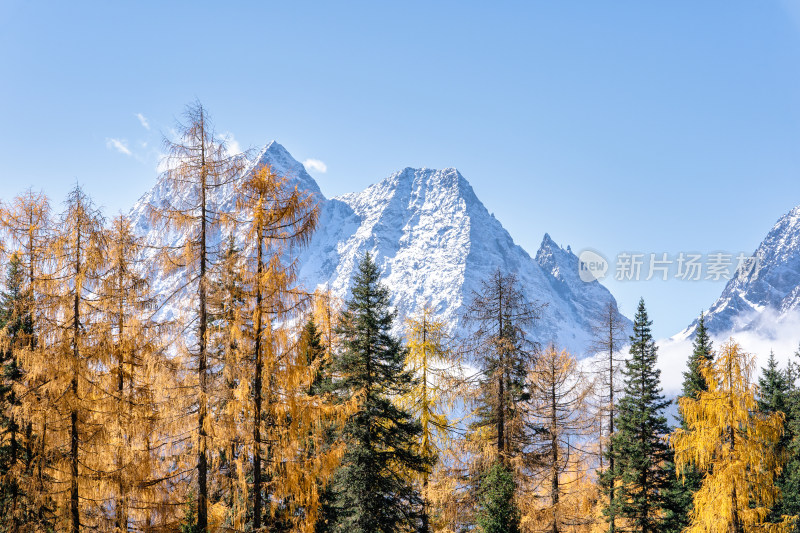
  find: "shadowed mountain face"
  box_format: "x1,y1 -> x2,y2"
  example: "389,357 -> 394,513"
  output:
130,141 -> 629,356
684,205 -> 800,338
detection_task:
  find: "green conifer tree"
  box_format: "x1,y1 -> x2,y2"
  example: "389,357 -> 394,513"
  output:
301,317 -> 339,533
601,298 -> 674,533
759,350 -> 790,415
303,318 -> 333,397
323,253 -> 429,533
683,313 -> 714,400
783,347 -> 800,531
758,349 -> 797,525
475,461 -> 520,533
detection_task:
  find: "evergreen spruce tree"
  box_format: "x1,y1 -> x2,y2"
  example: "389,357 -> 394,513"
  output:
303,318 -> 333,397
758,350 -> 790,415
665,312 -> 715,532
783,347 -> 800,531
475,461 -> 520,533
300,317 -> 336,532
600,298 -> 674,533
758,349 -> 797,525
324,253 -> 429,533
683,313 -> 714,400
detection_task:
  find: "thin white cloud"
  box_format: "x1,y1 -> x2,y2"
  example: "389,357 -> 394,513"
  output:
106,138 -> 132,156
303,158 -> 328,174
219,132 -> 242,156
136,113 -> 150,130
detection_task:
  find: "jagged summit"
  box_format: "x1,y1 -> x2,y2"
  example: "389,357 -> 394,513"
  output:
130,141 -> 629,355
251,141 -> 322,197
295,159 -> 629,353
684,203 -> 800,337
539,233 -> 563,254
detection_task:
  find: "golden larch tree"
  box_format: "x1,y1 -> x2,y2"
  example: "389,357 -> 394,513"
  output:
25,186 -> 106,532
671,340 -> 797,533
312,286 -> 342,362
0,189 -> 53,529
399,304 -> 459,533
522,345 -> 595,533
96,214 -> 178,531
206,235 -> 250,529
146,101 -> 247,532
235,162 -> 351,532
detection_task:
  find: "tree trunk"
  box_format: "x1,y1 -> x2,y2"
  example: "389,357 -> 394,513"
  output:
608,319 -> 615,533
551,375 -> 559,533
421,475 -> 430,533
25,228 -> 36,523
497,374 -> 505,457
497,285 -> 505,458
197,114 -> 209,532
730,486 -> 742,533
729,396 -> 742,533
70,229 -> 81,533
421,317 -> 430,533
115,289 -> 127,532
253,224 -> 264,530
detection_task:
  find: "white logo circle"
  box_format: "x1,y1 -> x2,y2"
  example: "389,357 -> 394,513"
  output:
578,249 -> 608,282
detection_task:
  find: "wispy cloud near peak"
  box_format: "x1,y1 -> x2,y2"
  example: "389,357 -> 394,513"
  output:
303,158 -> 327,173
219,132 -> 242,156
136,113 -> 150,130
106,138 -> 132,156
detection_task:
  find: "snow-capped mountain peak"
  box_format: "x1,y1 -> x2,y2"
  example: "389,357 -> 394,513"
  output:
249,141 -> 323,197
686,204 -> 800,337
295,158 -> 629,354
131,142 -> 629,356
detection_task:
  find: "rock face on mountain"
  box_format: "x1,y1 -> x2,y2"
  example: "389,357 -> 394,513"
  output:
684,205 -> 800,338
130,141 -> 629,355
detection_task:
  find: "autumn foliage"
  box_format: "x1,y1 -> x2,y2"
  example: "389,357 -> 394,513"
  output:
671,341 -> 796,533
0,103 -> 798,533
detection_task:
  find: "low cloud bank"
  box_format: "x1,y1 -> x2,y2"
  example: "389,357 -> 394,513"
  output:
577,309 -> 800,401
659,308 -> 800,396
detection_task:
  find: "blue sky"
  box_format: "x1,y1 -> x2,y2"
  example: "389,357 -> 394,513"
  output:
2,1 -> 800,339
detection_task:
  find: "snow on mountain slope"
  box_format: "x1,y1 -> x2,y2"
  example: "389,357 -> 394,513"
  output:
130,141 -> 629,356
684,205 -> 800,337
